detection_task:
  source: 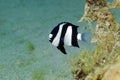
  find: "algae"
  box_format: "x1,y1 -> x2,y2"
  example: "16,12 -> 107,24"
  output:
16,60 -> 32,68
71,0 -> 120,80
32,69 -> 46,80
0,32 -> 6,36
0,65 -> 4,70
25,41 -> 35,54
16,55 -> 36,68
16,40 -> 35,53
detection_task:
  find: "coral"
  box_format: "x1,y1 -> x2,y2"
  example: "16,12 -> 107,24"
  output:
108,0 -> 120,8
102,62 -> 120,80
71,0 -> 120,80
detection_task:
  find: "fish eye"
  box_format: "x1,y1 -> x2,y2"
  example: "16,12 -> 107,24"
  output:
49,34 -> 53,39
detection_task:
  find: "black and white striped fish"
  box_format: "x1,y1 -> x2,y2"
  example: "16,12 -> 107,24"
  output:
49,22 -> 86,54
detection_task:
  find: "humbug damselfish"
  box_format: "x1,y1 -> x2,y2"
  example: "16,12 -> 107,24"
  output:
49,22 -> 86,54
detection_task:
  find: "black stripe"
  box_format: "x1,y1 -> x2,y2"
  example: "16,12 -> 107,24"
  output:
71,25 -> 79,48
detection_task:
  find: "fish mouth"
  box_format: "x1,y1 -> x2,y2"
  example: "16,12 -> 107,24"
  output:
49,34 -> 53,43
49,39 -> 52,43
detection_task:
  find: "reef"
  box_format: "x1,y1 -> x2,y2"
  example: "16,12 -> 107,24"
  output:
71,0 -> 120,80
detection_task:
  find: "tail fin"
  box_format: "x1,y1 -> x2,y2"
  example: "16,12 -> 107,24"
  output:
77,33 -> 88,42
81,33 -> 87,42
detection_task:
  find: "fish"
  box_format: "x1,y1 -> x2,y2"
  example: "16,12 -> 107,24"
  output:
49,22 -> 86,54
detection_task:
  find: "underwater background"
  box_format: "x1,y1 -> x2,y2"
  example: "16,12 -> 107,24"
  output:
0,0 -> 119,80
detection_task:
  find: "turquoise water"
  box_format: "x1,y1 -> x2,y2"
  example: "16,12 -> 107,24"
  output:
0,0 -> 119,80
0,0 -> 86,80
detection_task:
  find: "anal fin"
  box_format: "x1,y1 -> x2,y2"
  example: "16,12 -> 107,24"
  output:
57,45 -> 67,54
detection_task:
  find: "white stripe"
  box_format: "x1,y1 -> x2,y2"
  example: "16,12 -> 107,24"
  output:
64,26 -> 72,46
77,33 -> 82,40
52,23 -> 65,46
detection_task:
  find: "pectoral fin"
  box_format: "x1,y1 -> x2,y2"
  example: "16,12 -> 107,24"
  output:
57,45 -> 67,54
